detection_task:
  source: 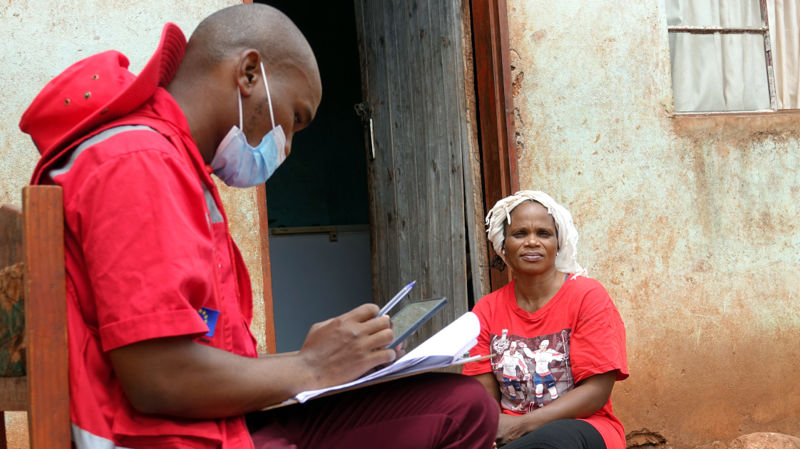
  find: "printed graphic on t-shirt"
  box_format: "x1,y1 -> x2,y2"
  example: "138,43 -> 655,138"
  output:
490,329 -> 574,413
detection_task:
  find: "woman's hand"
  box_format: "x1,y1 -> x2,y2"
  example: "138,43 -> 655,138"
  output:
493,372 -> 618,446
496,413 -> 536,445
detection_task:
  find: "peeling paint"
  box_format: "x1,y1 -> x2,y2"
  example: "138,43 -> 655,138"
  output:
507,1 -> 800,448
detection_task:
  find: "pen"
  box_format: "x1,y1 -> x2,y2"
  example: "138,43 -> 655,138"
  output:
378,280 -> 416,316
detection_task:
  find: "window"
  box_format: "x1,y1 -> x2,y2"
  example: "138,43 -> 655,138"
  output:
666,0 -> 799,113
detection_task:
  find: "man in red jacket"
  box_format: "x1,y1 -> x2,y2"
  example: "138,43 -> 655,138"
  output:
20,4 -> 497,448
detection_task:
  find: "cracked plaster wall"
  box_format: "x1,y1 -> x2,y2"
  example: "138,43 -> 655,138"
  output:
506,1 -> 800,448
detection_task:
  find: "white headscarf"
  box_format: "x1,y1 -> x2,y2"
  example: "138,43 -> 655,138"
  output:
485,190 -> 587,278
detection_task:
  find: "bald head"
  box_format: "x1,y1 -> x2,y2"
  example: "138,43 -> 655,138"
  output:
182,4 -> 316,74
167,3 -> 322,165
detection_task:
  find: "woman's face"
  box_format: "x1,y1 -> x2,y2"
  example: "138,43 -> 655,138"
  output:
502,201 -> 559,277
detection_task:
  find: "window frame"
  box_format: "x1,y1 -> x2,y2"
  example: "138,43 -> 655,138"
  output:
667,0 -> 781,113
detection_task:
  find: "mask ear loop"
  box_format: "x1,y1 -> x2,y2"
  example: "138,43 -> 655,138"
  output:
260,62 -> 277,129
237,87 -> 244,130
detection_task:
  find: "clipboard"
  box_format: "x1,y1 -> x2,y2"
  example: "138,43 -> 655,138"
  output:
260,354 -> 493,411
260,312 -> 487,410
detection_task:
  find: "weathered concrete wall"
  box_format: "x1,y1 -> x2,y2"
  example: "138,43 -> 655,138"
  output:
506,1 -> 800,448
0,1 -> 272,446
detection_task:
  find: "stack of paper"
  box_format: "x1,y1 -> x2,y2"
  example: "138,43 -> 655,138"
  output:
292,311 -> 481,403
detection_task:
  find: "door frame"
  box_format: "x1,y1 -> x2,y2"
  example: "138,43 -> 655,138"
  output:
470,0 -> 518,291
256,0 -> 518,351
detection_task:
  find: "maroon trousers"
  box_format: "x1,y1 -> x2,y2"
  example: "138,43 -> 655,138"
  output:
248,373 -> 499,449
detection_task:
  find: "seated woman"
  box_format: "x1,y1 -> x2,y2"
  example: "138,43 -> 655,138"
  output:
463,190 -> 628,449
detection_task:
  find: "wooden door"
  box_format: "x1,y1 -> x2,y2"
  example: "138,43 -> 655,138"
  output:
354,0 -> 486,346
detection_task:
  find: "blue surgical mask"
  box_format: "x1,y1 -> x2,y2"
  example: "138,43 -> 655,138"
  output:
210,62 -> 287,187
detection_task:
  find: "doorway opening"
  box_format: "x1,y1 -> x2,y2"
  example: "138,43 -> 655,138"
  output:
257,0 -> 372,352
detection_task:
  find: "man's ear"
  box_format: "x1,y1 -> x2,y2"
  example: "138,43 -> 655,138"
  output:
236,49 -> 262,97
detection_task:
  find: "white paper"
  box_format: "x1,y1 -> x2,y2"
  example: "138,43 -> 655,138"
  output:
292,312 -> 480,403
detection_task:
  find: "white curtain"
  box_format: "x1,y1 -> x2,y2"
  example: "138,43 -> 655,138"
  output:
667,0 -> 771,112
768,0 -> 800,109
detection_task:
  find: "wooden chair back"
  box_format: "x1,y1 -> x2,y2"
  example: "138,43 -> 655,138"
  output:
0,185 -> 69,448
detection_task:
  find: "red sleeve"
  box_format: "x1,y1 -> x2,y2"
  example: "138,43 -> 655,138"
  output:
462,294 -> 495,376
568,280 -> 629,383
73,140 -> 214,352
